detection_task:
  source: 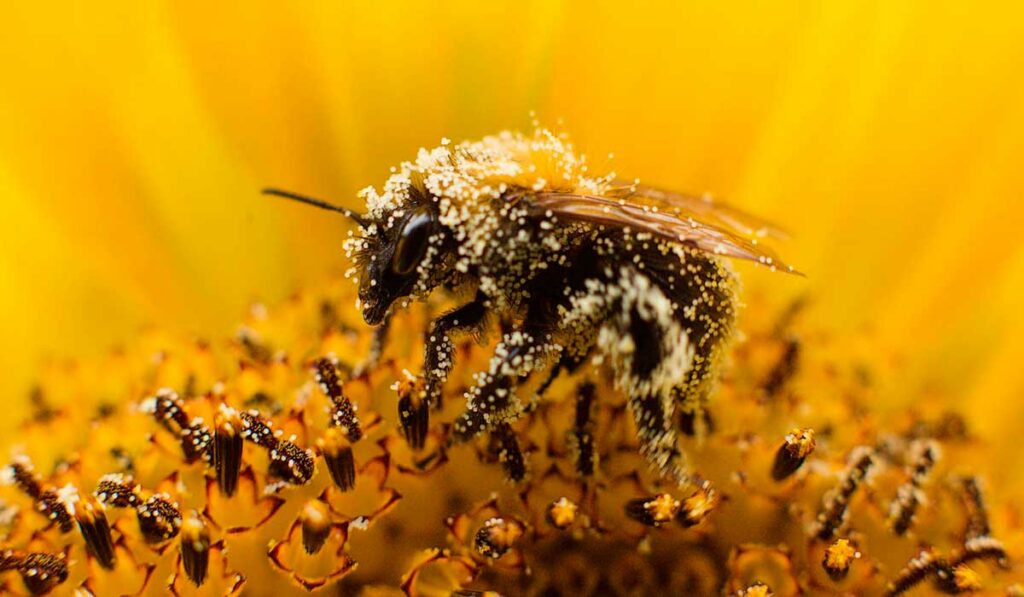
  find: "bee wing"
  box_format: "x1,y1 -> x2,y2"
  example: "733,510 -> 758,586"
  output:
614,183 -> 790,240
531,192 -> 800,274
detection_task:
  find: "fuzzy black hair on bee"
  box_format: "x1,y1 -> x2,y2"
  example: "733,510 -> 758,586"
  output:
265,129 -> 795,485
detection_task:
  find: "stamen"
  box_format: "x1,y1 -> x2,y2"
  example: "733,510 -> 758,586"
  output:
180,511 -> 210,587
75,495 -> 117,570
397,381 -> 429,450
315,358 -> 363,441
625,493 -> 680,527
771,428 -> 815,481
3,457 -> 73,533
885,549 -> 939,596
474,517 -> 523,559
143,389 -> 212,463
213,408 -> 244,497
677,481 -> 716,528
493,422 -> 527,483
763,335 -> 800,396
888,440 -> 938,536
812,446 -> 874,540
318,427 -> 356,491
300,500 -> 332,555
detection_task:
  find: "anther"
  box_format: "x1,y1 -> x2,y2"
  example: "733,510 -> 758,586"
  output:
885,549 -> 939,596
213,408 -> 244,497
474,517 -> 523,559
3,457 -> 73,533
888,440 -> 938,536
933,564 -> 981,594
763,335 -> 800,396
493,422 -> 527,483
315,358 -> 362,441
75,495 -> 116,570
300,500 -> 332,555
812,446 -> 874,540
143,389 -> 212,463
179,511 -> 210,587
625,493 -> 680,527
397,382 -> 429,450
318,427 -> 356,492
771,428 -> 815,481
960,476 -> 992,540
677,481 -> 716,528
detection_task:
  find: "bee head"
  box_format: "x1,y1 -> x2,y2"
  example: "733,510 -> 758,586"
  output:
353,189 -> 448,325
262,186 -> 451,327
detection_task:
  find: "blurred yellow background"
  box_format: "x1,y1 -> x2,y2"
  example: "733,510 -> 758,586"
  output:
1,3 -> 1021,470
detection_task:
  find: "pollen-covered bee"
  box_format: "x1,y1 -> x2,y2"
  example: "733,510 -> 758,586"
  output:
265,128 -> 795,483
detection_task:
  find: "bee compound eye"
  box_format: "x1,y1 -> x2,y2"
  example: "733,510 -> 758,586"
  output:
391,208 -> 433,276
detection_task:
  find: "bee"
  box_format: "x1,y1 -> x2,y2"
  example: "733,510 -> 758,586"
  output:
265,129 -> 795,483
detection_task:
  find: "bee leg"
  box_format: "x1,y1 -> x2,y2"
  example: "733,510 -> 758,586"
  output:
451,326 -> 552,442
423,291 -> 489,405
597,270 -> 694,484
629,391 -> 687,484
531,350 -> 588,404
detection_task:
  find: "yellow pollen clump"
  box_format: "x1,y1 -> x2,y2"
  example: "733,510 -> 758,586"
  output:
546,497 -> 578,530
954,565 -> 983,591
824,539 -> 859,569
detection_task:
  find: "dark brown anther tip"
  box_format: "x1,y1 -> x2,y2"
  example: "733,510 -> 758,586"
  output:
213,408 -> 244,498
75,496 -> 116,570
771,428 -> 815,481
625,493 -> 680,528
180,511 -> 210,587
318,428 -> 356,491
493,423 -> 527,483
677,482 -> 716,528
300,500 -> 332,555
474,517 -> 523,559
398,385 -> 430,450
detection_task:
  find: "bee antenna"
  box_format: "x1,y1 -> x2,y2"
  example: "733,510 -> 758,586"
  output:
262,187 -> 368,227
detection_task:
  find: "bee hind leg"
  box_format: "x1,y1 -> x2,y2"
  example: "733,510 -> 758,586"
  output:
597,270 -> 696,485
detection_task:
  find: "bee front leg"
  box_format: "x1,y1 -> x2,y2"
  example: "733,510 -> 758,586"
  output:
423,291 -> 489,405
451,326 -> 554,442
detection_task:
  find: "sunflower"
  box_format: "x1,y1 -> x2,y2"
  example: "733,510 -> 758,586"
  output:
1,2 -> 1023,596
